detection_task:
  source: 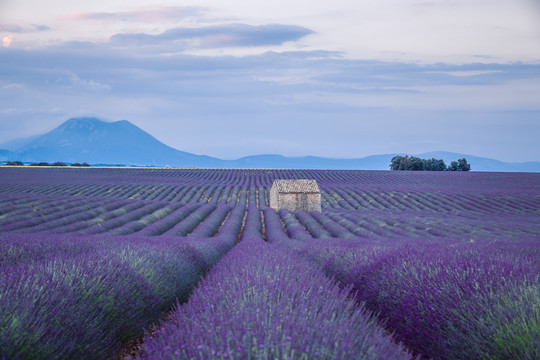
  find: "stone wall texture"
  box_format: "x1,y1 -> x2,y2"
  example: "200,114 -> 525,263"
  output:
270,179 -> 321,212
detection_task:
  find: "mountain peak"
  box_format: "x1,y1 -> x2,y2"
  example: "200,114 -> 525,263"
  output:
58,117 -> 107,132
10,117 -> 216,166
63,117 -> 105,125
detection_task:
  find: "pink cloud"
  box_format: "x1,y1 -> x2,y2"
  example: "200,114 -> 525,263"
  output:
2,35 -> 13,47
59,12 -> 118,22
59,6 -> 205,23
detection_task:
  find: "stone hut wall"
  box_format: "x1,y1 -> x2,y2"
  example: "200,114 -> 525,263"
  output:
269,179 -> 321,212
278,192 -> 321,212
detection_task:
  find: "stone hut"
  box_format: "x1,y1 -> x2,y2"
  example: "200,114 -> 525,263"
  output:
270,179 -> 321,212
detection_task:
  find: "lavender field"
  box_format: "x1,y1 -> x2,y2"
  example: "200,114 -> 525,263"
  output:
1,167 -> 539,360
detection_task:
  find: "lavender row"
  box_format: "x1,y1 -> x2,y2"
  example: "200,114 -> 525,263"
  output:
188,205 -> 233,238
262,210 -> 539,359
108,203 -> 183,235
332,209 -> 540,240
0,197 -> 116,232
78,202 -> 165,235
0,181 -> 266,208
2,197 -> 537,242
131,236 -> 413,360
0,194 -> 86,226
137,202 -> 202,236
279,208 -> 539,241
2,182 -> 536,214
48,200 -> 150,234
162,203 -> 216,236
2,168 -> 538,214
0,194 -> 72,218
3,167 -> 538,193
0,230 -> 238,359
15,200 -> 129,233
278,208 -> 312,240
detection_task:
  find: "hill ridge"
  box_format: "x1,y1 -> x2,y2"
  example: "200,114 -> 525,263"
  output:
1,117 -> 538,172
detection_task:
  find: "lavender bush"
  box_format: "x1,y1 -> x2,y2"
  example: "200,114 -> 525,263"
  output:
267,232 -> 540,360
0,167 -> 538,359
131,238 -> 414,360
0,232 -> 238,359
189,205 -> 233,237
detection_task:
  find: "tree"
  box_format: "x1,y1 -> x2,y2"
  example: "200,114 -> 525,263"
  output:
390,155 -> 426,171
52,162 -> 67,166
424,158 -> 447,171
390,156 -> 469,171
457,158 -> 470,171
449,158 -> 470,171
390,155 -> 406,170
6,161 -> 24,166
407,156 -> 425,171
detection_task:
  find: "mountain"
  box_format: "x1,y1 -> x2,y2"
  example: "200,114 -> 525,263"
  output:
231,153 -> 540,172
10,117 -> 223,167
4,117 -> 539,171
229,154 -> 397,170
417,151 -> 540,172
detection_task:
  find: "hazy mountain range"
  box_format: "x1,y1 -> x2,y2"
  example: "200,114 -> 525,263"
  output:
1,117 -> 538,172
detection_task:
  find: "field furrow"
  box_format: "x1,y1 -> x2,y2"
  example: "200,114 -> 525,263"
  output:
0,167 -> 538,360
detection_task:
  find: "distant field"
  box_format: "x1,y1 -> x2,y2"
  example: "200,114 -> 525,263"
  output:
1,167 -> 538,360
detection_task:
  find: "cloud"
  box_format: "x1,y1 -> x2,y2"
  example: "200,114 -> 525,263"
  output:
32,24 -> 51,31
426,70 -> 503,77
110,23 -> 314,48
3,83 -> 24,89
0,24 -> 23,32
54,72 -> 112,92
59,6 -> 206,23
1,44 -> 539,161
0,23 -> 50,33
2,35 -> 13,47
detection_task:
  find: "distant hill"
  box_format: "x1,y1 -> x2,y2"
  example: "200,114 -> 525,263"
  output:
229,154 -> 398,170
417,151 -> 540,173
230,153 -> 540,172
8,117 -> 223,167
3,117 -> 539,172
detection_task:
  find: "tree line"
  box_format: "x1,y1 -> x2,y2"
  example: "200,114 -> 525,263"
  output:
390,156 -> 470,171
5,161 -> 90,167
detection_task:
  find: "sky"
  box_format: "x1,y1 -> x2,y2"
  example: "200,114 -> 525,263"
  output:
1,0 -> 539,162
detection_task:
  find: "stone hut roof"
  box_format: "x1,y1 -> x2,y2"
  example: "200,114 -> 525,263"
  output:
272,179 -> 320,193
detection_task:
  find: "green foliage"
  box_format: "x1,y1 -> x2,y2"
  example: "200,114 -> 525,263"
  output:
424,158 -> 447,171
390,155 -> 427,171
70,162 -> 90,167
6,161 -> 24,166
457,158 -> 471,171
26,161 -> 92,167
448,158 -> 471,171
391,156 -> 470,171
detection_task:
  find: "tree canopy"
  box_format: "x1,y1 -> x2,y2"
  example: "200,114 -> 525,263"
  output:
390,156 -> 470,171
448,158 -> 471,171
